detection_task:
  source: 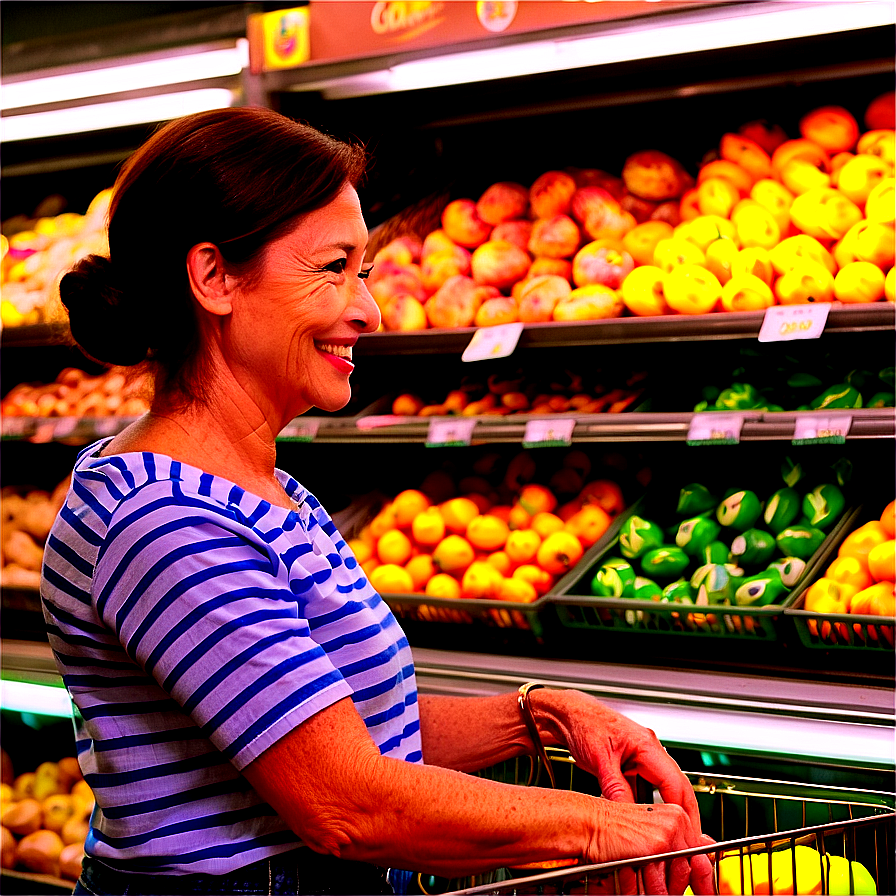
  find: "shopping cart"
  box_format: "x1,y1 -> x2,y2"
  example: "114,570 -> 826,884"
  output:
414,749 -> 895,896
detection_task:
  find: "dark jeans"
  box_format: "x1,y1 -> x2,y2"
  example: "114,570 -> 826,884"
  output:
72,849 -> 395,895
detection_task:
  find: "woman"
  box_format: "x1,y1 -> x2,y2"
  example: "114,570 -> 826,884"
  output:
42,107 -> 714,896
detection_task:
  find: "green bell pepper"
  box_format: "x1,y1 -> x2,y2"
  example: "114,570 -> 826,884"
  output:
661,580 -> 695,603
716,490 -> 763,531
866,391 -> 895,408
879,366 -> 895,388
776,525 -> 826,560
733,568 -> 787,607
590,558 -> 636,597
766,556 -> 807,588
677,483 -> 717,517
763,487 -> 802,534
691,563 -> 742,605
699,540 -> 731,565
631,577 -> 663,600
787,372 -> 824,390
674,515 -> 722,557
640,546 -> 690,581
618,515 -> 665,560
802,483 -> 845,530
716,383 -> 762,410
781,457 -> 806,488
810,384 -> 863,410
729,528 -> 777,568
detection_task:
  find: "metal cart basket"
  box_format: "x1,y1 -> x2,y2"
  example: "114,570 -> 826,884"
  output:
417,749 -> 895,896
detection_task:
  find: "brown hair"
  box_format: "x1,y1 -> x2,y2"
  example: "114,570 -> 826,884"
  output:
59,107 -> 367,402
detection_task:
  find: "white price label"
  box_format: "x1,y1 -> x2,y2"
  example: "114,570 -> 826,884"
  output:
687,413 -> 744,445
53,417 -> 79,439
280,418 -> 320,442
426,417 -> 476,447
792,414 -> 852,445
93,418 -> 121,438
758,303 -> 830,342
462,322 -> 524,362
523,417 -> 575,447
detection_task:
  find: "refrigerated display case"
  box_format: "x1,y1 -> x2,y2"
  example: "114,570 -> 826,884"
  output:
2,1 -> 894,891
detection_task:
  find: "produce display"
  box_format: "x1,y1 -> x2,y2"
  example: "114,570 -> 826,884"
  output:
0,749 -> 90,882
350,449 -> 635,617
1,479 -> 68,590
1,189 -> 111,328
1,366 -> 152,419
368,96 -> 895,331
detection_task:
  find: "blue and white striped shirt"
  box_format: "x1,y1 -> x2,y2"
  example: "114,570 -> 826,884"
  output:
41,439 -> 421,875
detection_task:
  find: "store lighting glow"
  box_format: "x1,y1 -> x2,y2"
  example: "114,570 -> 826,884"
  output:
0,88 -> 236,142
1,41 -> 249,111
310,0 -> 895,97
0,680 -> 73,719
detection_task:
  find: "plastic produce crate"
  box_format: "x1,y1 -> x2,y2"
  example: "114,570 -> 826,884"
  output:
418,749 -> 895,896
548,484 -> 861,643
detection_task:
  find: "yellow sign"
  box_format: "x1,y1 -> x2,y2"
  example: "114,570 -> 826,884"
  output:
252,7 -> 310,72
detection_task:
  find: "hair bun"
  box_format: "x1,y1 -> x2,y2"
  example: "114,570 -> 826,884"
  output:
59,255 -> 150,366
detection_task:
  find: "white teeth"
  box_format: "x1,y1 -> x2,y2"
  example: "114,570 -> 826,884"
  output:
317,343 -> 353,360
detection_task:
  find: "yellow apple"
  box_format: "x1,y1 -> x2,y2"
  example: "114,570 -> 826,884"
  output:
834,261 -> 887,303
836,153 -> 891,205
704,237 -> 740,284
663,264 -> 722,314
720,274 -> 776,312
732,201 -> 781,249
865,176 -> 895,225
620,264 -> 669,316
789,187 -> 863,240
653,236 -> 706,272
770,234 -> 837,276
731,246 -> 776,285
774,260 -> 835,305
552,284 -> 624,321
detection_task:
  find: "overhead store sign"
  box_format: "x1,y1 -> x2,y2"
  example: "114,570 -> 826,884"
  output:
248,6 -> 310,73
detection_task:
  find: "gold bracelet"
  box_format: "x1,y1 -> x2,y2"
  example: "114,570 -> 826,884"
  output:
518,682 -> 556,789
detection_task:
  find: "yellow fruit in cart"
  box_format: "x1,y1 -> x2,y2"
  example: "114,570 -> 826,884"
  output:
622,220 -> 674,266
839,521 -> 889,564
789,187 -> 863,240
664,264 -> 723,314
826,554 -> 873,592
773,261 -> 835,305
678,187 -> 701,221
425,573 -> 461,600
496,577 -> 539,603
864,177 -> 895,225
867,540 -> 895,583
392,489 -> 431,528
824,854 -> 878,895
405,553 -> 436,591
697,176 -> 741,217
508,504 -> 533,531
466,514 -> 510,552
440,497 -> 481,534
653,236 -> 706,272
750,178 -> 795,230
377,529 -> 413,565
485,550 -> 513,577
361,557 -> 380,579
531,512 -> 565,539
432,534 -> 475,576
770,235 -> 837,276
704,237 -> 740,284
368,563 -> 415,594
536,531 -> 584,575
849,581 -> 895,616
682,215 -> 738,252
781,157 -> 831,195
805,577 -> 854,614
412,507 -> 446,548
518,484 -> 558,516
770,845 -> 824,895
856,129 -> 895,166
620,264 -> 669,316
731,200 -> 781,250
564,504 -> 612,548
460,560 -> 503,599
731,246 -> 775,286
833,261 -> 887,303
369,504 -> 398,539
836,154 -> 891,205
505,529 -> 543,565
513,564 -> 554,596
720,274 -> 775,313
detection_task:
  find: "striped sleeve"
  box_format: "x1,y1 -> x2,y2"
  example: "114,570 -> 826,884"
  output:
92,480 -> 354,770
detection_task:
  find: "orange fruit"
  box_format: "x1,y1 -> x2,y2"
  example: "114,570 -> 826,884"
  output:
508,504 -> 533,531
466,514 -> 510,552
368,503 -> 397,539
825,554 -> 873,592
512,564 -> 554,597
771,138 -> 830,177
799,105 -> 860,153
517,484 -> 557,516
678,187 -> 701,221
880,500 -> 896,538
425,573 -> 461,600
377,529 -> 413,566
461,561 -> 504,599
431,534 -> 475,576
867,540 -> 895,584
838,521 -> 889,564
579,479 -> 625,516
848,581 -> 895,617
440,497 -> 481,534
696,176 -> 741,218
564,503 -> 612,548
405,553 -> 436,592
505,529 -> 543,565
368,563 -> 415,594
392,489 -> 431,528
697,159 -> 754,195
496,577 -> 539,604
804,577 -> 853,614
485,551 -> 513,576
348,538 -> 373,565
411,507 -> 446,548
536,531 -> 584,576
392,393 -> 424,416
719,133 -> 773,181
360,557 -> 380,579
531,512 -> 565,539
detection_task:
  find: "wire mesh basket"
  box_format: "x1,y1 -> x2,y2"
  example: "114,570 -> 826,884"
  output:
413,749 -> 895,896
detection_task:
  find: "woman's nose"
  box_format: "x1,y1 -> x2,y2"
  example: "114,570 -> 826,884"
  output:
352,281 -> 382,334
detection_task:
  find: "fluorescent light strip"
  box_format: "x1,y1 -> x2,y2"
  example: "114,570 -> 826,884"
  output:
0,88 -> 235,141
317,0 -> 894,96
0,680 -> 73,719
2,41 -> 249,111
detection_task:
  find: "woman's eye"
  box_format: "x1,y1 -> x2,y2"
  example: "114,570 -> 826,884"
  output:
323,258 -> 348,275
358,265 -> 374,281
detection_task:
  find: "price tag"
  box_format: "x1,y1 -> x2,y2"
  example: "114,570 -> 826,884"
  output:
792,414 -> 852,445
462,322 -> 524,362
280,418 -> 320,442
522,417 -> 575,448
425,417 -> 476,447
31,420 -> 57,444
758,303 -> 830,343
687,413 -> 744,445
1,417 -> 29,439
52,417 -> 79,439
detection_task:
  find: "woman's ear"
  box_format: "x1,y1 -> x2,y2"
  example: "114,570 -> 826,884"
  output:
186,243 -> 233,316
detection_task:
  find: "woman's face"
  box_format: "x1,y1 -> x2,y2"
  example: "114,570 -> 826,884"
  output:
225,182 -> 380,423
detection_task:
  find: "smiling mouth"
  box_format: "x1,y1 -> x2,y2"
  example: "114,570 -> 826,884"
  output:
315,342 -> 353,361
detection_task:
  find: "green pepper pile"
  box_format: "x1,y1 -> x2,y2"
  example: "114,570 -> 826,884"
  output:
588,460 -> 850,618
